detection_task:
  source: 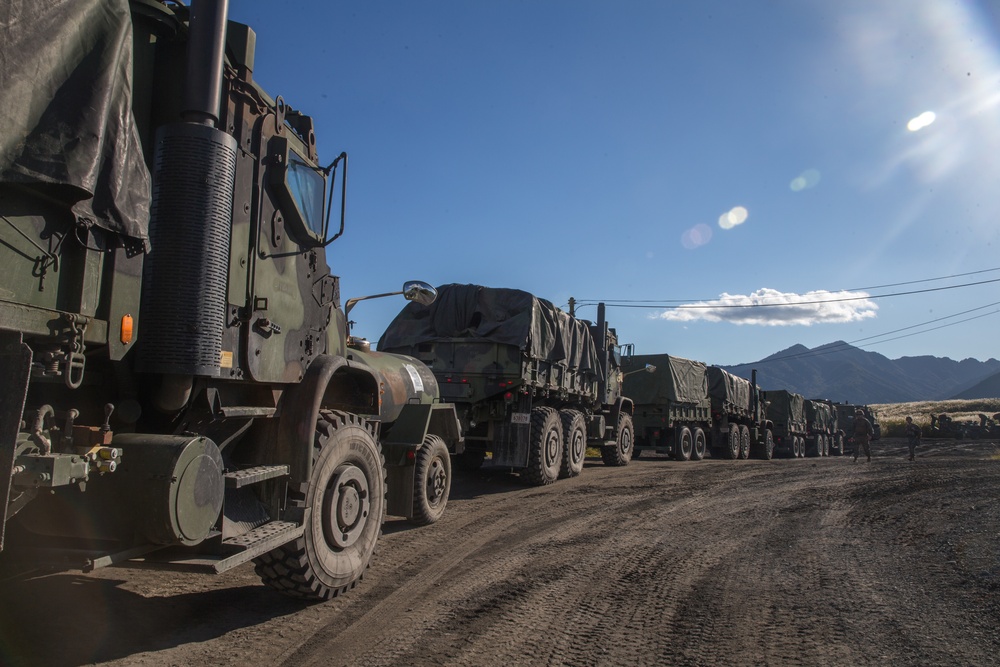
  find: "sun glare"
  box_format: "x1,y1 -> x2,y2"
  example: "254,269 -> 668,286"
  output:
718,206 -> 748,230
906,110 -> 937,132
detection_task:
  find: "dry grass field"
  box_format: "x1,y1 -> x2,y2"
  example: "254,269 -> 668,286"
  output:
871,398 -> 1000,437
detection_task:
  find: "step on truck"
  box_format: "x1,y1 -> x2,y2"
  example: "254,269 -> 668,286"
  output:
804,399 -> 842,456
624,354 -> 712,461
0,0 -> 461,600
766,390 -> 808,458
378,285 -> 635,484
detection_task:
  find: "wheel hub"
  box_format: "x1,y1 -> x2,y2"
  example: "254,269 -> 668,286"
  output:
324,464 -> 370,549
545,431 -> 561,465
426,458 -> 447,504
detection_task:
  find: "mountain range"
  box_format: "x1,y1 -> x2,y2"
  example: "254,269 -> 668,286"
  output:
720,341 -> 1000,404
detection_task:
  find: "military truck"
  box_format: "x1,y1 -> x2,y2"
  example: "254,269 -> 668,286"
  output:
766,390 -> 808,458
804,399 -> 842,456
625,354 -> 712,461
707,367 -> 775,460
378,285 -> 635,484
0,0 -> 461,600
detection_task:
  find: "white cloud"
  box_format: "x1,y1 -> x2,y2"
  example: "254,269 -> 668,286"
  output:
652,288 -> 878,326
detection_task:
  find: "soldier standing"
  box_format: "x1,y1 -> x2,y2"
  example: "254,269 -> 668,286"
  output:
853,409 -> 873,462
904,416 -> 921,461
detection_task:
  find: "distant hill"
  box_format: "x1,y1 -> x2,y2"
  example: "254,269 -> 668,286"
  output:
720,341 -> 1000,404
950,370 -> 1000,400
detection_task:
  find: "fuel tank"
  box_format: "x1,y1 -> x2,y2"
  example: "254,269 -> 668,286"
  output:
347,349 -> 440,424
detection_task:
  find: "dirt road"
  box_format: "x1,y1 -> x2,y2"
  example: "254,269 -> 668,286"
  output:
2,439 -> 998,666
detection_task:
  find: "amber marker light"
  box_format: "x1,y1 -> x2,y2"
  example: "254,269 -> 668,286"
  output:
120,314 -> 134,344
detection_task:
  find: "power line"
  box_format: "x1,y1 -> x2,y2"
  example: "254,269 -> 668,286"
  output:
571,276 -> 1000,311
570,265 -> 1000,309
729,303 -> 1000,366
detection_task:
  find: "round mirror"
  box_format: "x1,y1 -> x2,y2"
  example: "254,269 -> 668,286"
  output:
402,281 -> 437,306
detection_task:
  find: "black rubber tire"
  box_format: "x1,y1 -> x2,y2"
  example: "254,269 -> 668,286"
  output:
559,410 -> 587,479
254,411 -> 385,601
674,426 -> 693,461
601,412 -> 634,467
456,450 -> 486,471
410,434 -> 451,526
796,436 -> 805,458
834,433 -> 844,456
739,425 -> 751,460
523,407 -> 563,485
691,428 -> 706,461
758,429 -> 774,460
721,425 -> 739,459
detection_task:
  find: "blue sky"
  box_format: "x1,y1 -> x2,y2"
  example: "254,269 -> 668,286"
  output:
229,0 -> 1000,366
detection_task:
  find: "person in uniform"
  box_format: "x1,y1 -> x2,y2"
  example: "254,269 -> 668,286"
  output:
853,408 -> 873,462
904,416 -> 921,461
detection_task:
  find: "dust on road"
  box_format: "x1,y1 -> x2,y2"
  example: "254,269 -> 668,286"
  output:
1,440 -> 998,667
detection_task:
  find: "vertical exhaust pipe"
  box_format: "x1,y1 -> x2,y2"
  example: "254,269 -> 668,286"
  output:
596,303 -> 609,404
139,0 -> 238,408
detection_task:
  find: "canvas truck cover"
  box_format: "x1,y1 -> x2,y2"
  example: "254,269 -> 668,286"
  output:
0,0 -> 150,249
623,354 -> 708,406
378,284 -> 600,372
805,400 -> 833,427
766,390 -> 805,423
706,366 -> 752,412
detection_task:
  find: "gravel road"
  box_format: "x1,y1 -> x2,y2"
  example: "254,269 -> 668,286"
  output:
1,439 -> 998,666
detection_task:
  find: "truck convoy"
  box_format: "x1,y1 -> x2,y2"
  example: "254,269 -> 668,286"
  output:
626,356 -> 775,461
0,0 -> 461,600
766,390 -> 808,458
378,285 -> 635,484
804,399 -> 843,456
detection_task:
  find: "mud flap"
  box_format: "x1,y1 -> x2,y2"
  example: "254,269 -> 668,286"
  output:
0,332 -> 32,551
492,394 -> 532,468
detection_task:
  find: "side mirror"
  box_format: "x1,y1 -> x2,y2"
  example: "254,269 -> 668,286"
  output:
403,281 -> 437,306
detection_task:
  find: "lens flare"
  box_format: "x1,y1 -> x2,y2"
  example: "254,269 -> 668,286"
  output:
906,111 -> 937,132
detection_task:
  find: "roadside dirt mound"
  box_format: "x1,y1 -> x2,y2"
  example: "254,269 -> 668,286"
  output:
1,441 -> 998,666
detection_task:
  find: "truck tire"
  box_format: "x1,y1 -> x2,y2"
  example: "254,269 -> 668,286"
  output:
795,436 -> 805,458
674,426 -> 693,461
559,410 -> 587,478
833,433 -> 844,456
523,407 -> 563,485
723,424 -> 740,459
757,429 -> 774,460
691,428 -> 706,461
601,412 -> 634,467
255,411 -> 385,600
739,425 -> 751,459
410,435 -> 451,526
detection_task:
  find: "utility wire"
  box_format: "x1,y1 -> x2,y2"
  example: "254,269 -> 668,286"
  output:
571,277 -> 1000,311
570,265 -> 1000,309
729,303 -> 1000,366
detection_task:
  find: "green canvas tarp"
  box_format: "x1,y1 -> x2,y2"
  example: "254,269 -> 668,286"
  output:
766,389 -> 805,423
706,366 -> 752,411
624,353 -> 708,405
377,284 -> 600,372
0,0 -> 151,248
804,400 -> 834,427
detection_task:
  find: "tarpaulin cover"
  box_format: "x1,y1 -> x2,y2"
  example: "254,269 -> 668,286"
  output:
623,353 -> 708,405
706,366 -> 751,410
0,0 -> 150,248
378,284 -> 600,372
804,400 -> 833,425
766,389 -> 805,422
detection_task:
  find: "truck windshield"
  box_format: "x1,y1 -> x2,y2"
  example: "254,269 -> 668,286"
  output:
286,149 -> 325,236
